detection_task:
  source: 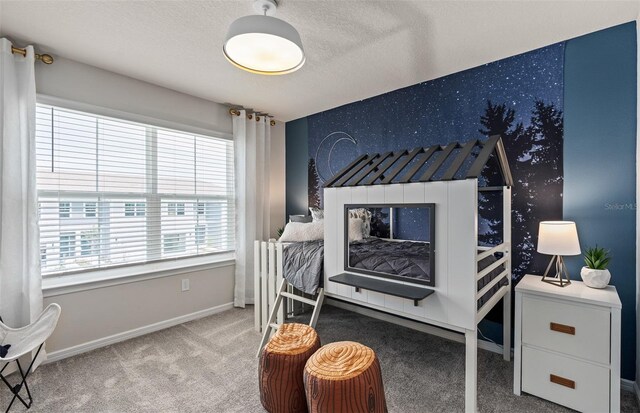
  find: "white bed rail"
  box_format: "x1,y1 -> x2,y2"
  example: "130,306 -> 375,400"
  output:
253,239 -> 284,333
475,241 -> 511,323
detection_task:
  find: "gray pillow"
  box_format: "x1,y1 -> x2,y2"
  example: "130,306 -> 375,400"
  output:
309,207 -> 324,221
289,215 -> 312,223
348,208 -> 372,237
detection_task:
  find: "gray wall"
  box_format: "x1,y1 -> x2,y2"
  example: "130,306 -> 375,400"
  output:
44,263 -> 234,355
36,56 -> 232,136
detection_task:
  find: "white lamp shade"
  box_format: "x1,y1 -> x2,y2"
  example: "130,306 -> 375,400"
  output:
537,221 -> 581,256
223,15 -> 305,75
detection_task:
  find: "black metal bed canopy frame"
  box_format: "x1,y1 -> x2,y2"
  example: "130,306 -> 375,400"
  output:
324,135 -> 513,189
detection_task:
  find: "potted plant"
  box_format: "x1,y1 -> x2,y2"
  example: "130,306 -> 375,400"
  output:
580,246 -> 612,289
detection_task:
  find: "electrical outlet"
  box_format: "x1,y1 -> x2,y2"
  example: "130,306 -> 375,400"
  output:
181,279 -> 190,292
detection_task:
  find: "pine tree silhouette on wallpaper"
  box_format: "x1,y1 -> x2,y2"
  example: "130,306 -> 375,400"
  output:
369,208 -> 390,239
308,158 -> 321,209
478,100 -> 563,280
530,100 -> 564,190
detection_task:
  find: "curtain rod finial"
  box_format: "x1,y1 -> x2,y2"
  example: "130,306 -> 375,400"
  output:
38,54 -> 54,65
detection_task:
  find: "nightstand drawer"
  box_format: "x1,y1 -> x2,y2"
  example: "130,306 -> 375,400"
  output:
522,346 -> 610,412
522,295 -> 610,364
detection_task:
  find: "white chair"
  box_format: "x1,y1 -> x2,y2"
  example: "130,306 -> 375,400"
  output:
0,303 -> 61,412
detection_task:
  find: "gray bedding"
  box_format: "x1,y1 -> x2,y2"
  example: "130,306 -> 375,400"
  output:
281,237 -> 507,308
282,240 -> 324,295
348,238 -> 431,282
348,238 -> 507,308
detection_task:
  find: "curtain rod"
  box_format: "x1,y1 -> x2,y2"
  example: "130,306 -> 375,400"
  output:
11,45 -> 54,65
229,108 -> 276,126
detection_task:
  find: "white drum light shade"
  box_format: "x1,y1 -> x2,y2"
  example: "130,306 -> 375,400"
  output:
223,15 -> 305,75
537,221 -> 581,256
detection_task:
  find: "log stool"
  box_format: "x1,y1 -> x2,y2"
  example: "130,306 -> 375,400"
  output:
259,323 -> 321,413
304,341 -> 387,413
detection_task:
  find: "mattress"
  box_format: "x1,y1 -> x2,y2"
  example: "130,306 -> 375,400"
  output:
348,238 -> 431,282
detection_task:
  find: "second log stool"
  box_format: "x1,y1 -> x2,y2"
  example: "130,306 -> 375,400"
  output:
259,323 -> 321,413
304,341 -> 387,413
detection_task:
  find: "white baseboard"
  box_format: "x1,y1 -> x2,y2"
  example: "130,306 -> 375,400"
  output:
45,302 -> 234,364
621,378 -> 635,393
326,299 -> 512,357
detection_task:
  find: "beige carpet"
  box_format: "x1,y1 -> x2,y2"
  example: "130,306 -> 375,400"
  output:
1,305 -> 638,412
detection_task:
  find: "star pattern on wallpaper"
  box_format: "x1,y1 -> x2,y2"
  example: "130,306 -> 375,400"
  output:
311,43 -> 563,182
307,41 -> 565,281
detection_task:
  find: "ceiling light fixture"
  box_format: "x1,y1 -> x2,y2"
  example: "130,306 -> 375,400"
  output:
223,0 -> 305,75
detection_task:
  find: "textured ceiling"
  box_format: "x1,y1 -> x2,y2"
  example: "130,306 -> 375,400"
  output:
0,1 -> 638,121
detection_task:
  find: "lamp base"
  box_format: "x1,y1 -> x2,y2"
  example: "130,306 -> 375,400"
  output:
541,255 -> 571,287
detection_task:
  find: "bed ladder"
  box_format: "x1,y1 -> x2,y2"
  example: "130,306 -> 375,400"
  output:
256,279 -> 325,357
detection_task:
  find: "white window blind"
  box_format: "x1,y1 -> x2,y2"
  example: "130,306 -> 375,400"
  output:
36,104 -> 235,276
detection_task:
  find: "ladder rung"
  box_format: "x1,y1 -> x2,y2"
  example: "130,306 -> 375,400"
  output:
281,292 -> 318,306
269,323 -> 280,330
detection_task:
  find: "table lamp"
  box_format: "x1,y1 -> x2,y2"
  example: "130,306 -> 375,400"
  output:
537,221 -> 581,287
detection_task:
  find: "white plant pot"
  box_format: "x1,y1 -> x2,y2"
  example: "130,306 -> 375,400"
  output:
580,267 -> 611,289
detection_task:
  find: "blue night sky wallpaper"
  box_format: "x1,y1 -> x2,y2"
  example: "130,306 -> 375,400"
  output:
306,41 -> 565,281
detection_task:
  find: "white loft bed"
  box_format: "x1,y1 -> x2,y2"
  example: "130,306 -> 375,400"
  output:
255,136 -> 513,413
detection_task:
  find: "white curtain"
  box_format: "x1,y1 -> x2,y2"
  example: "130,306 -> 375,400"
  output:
0,39 -> 43,339
233,110 -> 270,308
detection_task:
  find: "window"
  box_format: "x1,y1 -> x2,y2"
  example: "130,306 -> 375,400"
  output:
124,202 -> 145,217
36,104 -> 235,276
59,232 -> 76,258
124,203 -> 135,217
168,202 -> 185,216
84,202 -> 97,218
59,202 -> 70,218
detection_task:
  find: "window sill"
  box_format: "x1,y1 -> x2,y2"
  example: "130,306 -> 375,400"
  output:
42,253 -> 235,298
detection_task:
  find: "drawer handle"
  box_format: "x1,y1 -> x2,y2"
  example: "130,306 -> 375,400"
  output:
550,322 -> 575,335
550,374 -> 575,389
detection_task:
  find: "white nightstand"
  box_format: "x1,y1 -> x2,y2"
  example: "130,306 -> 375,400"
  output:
513,274 -> 622,413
